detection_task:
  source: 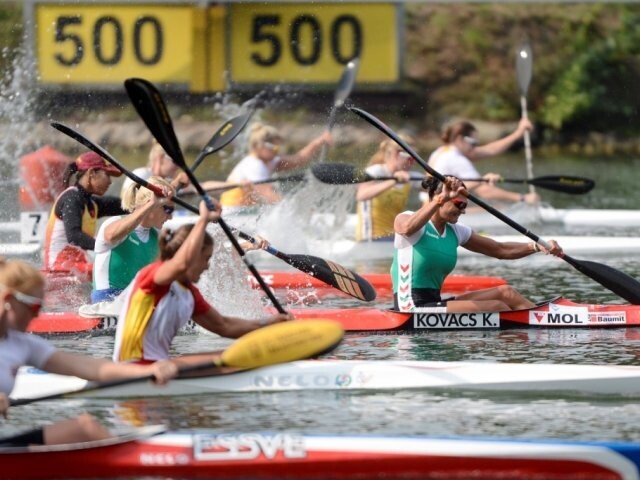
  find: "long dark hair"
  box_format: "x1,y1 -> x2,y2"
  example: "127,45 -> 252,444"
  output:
421,176 -> 444,200
421,176 -> 466,199
62,162 -> 83,188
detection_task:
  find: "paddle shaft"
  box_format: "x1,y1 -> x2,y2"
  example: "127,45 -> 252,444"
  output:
10,359 -> 223,406
180,174 -> 305,197
11,319 -> 345,406
517,42 -> 535,194
521,96 -> 535,195
312,163 -> 593,194
349,107 -> 640,304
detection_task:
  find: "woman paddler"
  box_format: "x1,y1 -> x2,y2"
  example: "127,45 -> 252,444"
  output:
392,176 -> 563,312
42,152 -> 127,278
0,258 -> 178,447
219,122 -> 332,213
355,133 -> 423,241
428,119 -> 540,205
91,176 -> 175,303
112,200 -> 291,366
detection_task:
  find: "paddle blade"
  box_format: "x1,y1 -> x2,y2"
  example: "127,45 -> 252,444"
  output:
312,163 -> 371,184
516,42 -> 533,95
283,253 -> 377,301
528,175 -> 595,194
191,110 -> 255,172
563,255 -> 640,304
124,77 -> 185,165
220,320 -> 344,368
334,57 -> 360,107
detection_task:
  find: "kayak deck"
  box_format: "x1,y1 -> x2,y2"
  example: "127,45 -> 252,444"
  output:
28,273 -> 506,335
12,360 -> 640,399
250,271 -> 506,294
27,296 -> 640,336
290,297 -> 640,331
4,426 -> 640,479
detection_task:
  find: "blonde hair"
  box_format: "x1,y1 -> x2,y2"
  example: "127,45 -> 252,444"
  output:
121,176 -> 175,212
0,258 -> 45,296
248,123 -> 282,151
148,141 -> 167,167
367,133 -> 415,166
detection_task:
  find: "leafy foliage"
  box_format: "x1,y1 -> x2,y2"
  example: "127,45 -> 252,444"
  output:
404,4 -> 640,135
540,7 -> 640,132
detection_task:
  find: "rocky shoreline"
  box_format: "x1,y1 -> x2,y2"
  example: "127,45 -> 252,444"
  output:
14,116 -> 640,159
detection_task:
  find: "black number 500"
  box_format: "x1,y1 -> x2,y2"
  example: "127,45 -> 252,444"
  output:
54,15 -> 164,67
250,14 -> 361,67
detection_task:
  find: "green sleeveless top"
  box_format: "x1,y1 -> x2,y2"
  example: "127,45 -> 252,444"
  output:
391,222 -> 460,295
93,227 -> 159,291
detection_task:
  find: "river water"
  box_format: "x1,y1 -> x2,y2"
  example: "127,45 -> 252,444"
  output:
4,147 -> 640,455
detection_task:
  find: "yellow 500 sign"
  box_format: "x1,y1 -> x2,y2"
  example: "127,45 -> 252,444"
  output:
229,3 -> 399,84
35,4 -> 194,84
30,2 -> 399,89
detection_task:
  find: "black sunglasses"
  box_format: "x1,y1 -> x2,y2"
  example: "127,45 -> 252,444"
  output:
162,205 -> 175,215
451,199 -> 467,211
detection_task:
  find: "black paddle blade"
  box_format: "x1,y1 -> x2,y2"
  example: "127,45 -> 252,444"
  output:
284,253 -> 376,301
124,78 -> 185,165
563,255 -> 640,304
529,175 -> 595,194
312,163 -> 371,184
191,109 -> 255,172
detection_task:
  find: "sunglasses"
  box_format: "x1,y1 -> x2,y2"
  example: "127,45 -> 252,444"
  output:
2,285 -> 43,316
162,205 -> 175,215
451,199 -> 468,211
463,136 -> 479,147
263,142 -> 280,153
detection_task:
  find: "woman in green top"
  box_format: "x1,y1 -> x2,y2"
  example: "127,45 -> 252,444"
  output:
91,176 -> 175,303
391,176 -> 563,312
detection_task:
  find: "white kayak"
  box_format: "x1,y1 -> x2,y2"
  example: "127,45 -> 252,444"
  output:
3,234 -> 639,263
12,360 -> 640,401
0,243 -> 40,257
454,204 -> 640,230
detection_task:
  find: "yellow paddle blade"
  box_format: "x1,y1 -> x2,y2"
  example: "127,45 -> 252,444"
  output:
220,320 -> 344,369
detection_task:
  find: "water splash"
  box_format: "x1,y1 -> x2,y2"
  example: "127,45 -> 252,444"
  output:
197,226 -> 266,319
0,43 -> 37,182
246,170 -> 356,253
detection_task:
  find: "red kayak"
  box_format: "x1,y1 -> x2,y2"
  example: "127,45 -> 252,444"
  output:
27,297 -> 640,335
3,425 -> 639,480
43,268 -> 505,295
250,271 -> 505,295
29,273 -> 506,335
289,297 -> 640,331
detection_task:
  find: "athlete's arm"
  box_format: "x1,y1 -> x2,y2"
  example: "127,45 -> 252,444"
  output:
57,191 -> 96,250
